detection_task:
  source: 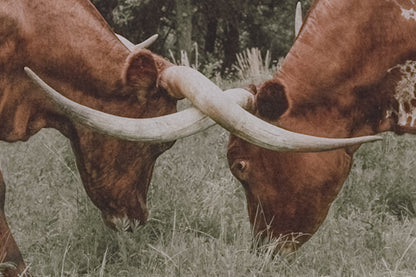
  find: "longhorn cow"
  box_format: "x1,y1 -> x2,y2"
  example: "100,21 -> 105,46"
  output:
0,0 -> 247,274
0,0 -> 189,274
226,0 -> 416,253
25,0 -> 387,260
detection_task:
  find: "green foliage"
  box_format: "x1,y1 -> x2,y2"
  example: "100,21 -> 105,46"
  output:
92,0 -> 312,74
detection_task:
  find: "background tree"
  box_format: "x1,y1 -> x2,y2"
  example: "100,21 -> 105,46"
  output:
176,0 -> 193,55
92,0 -> 312,76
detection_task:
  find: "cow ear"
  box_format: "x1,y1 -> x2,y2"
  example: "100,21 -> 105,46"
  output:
122,49 -> 158,100
256,81 -> 289,120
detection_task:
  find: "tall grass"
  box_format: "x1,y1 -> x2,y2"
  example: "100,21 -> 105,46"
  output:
0,53 -> 415,276
234,48 -> 277,81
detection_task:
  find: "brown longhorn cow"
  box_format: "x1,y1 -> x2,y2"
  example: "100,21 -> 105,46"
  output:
226,0 -> 416,253
0,0 -> 229,274
0,0 -> 187,274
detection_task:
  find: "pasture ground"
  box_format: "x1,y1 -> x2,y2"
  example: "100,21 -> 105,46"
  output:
0,74 -> 416,276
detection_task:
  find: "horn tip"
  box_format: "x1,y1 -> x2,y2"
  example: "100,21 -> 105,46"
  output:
23,66 -> 36,78
362,135 -> 383,143
147,34 -> 159,45
374,135 -> 383,141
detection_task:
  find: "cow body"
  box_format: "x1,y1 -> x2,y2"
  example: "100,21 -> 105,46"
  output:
228,0 -> 416,252
0,0 -> 177,274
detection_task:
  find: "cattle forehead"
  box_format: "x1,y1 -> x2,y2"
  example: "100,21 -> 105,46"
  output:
388,61 -> 416,127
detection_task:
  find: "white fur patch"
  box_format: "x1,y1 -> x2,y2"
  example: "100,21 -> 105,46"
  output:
388,61 -> 416,126
389,0 -> 416,22
401,7 -> 416,21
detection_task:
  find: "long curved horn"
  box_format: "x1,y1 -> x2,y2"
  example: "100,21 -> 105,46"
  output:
25,65 -> 381,152
160,66 -> 382,152
24,67 -> 252,142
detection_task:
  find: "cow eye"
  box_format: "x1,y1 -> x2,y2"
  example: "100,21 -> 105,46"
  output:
231,160 -> 249,178
235,161 -> 247,172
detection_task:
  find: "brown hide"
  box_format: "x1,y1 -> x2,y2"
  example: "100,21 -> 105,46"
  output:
0,0 -> 177,273
228,0 -> 416,252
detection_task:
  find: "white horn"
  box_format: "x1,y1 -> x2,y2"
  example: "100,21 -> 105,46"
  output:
25,65 -> 382,152
116,34 -> 159,51
116,34 -> 135,51
295,2 -> 303,37
160,66 -> 382,152
24,67 -> 252,142
134,34 -> 159,50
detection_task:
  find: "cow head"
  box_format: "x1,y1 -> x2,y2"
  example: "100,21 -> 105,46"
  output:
2,0 -> 193,231
227,0 -> 416,253
227,80 -> 355,253
68,49 -> 178,230
29,48 -> 181,230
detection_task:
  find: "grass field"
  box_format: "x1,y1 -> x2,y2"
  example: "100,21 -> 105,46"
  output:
1,76 -> 416,276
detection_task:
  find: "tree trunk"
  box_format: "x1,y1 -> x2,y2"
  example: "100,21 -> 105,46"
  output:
204,18 -> 218,54
175,0 -> 192,54
222,22 -> 239,74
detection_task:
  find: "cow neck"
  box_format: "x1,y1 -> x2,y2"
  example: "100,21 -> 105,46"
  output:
276,0 -> 416,139
22,0 -> 132,104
